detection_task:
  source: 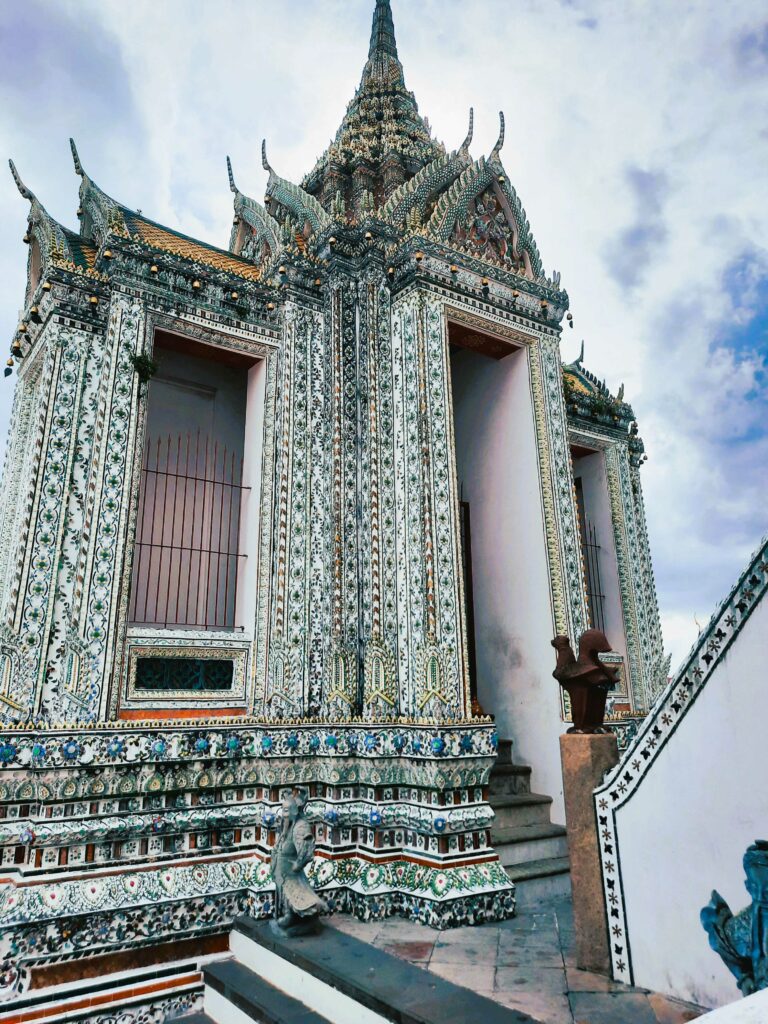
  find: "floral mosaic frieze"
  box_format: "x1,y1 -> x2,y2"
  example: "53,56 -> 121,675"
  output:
0,722 -> 497,773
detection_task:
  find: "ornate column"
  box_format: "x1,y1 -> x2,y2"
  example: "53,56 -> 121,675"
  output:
530,333 -> 590,646
390,290 -> 470,720
2,319 -> 92,721
72,294 -> 145,722
265,302 -> 331,719
604,441 -> 666,710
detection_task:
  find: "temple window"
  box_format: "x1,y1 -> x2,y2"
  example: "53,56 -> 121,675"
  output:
128,330 -> 265,633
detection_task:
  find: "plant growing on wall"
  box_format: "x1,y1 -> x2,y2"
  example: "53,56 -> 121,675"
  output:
130,353 -> 158,384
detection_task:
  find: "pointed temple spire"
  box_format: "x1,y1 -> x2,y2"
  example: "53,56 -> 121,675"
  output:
301,0 -> 444,212
368,0 -> 398,62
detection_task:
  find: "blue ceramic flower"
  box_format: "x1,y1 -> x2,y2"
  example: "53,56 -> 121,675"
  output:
430,736 -> 446,755
325,734 -> 338,749
61,740 -> 79,761
309,735 -> 320,751
412,737 -> 423,753
286,733 -> 299,750
226,736 -> 241,752
108,738 -> 125,757
31,743 -> 46,761
393,734 -> 406,752
0,742 -> 17,764
19,827 -> 35,845
151,816 -> 164,833
490,732 -> 499,750
459,735 -> 473,753
195,737 -> 210,754
261,736 -> 273,753
369,810 -> 382,826
434,817 -> 447,833
364,733 -> 377,752
263,812 -> 276,827
151,739 -> 167,757
325,809 -> 340,825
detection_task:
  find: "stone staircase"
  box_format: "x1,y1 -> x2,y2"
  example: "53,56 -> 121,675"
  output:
490,740 -> 571,906
173,917 -> 537,1023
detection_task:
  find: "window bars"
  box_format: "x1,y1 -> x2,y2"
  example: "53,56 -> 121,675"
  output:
583,517 -> 606,634
129,432 -> 248,630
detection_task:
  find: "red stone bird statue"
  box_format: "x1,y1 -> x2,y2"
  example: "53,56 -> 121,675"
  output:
551,630 -> 619,733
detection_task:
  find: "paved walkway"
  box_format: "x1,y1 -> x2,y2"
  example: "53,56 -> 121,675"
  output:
330,898 -> 707,1024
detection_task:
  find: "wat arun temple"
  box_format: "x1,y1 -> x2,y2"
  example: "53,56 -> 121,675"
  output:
2,2 -> 763,1022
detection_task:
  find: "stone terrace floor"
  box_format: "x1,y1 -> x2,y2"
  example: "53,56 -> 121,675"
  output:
330,897 -> 708,1024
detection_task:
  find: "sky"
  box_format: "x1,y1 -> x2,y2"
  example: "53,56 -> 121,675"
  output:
0,0 -> 765,670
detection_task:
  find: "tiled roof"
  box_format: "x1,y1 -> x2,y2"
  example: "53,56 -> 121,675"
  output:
121,209 -> 261,281
62,229 -> 97,270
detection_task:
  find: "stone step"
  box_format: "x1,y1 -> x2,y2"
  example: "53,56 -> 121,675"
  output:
495,738 -> 515,765
489,792 -> 554,829
204,957 -> 330,1023
491,823 -> 568,865
229,916 -> 540,1023
503,856 -> 572,908
488,762 -> 532,797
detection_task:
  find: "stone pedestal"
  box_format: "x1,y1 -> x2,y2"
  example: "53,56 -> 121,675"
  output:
559,732 -> 619,974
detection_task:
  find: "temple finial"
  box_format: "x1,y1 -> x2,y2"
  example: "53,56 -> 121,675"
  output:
459,108 -> 474,156
8,159 -> 34,202
491,111 -> 506,161
576,340 -> 585,366
261,140 -> 273,174
69,138 -> 84,177
369,0 -> 398,61
226,156 -> 237,194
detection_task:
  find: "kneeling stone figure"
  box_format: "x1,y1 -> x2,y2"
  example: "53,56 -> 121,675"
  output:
271,788 -> 328,937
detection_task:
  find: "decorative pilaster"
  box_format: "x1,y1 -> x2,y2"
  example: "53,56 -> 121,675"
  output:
605,442 -> 666,711
266,303 -> 330,719
8,322 -> 90,721
390,292 -> 469,720
531,334 -> 590,645
74,295 -> 144,722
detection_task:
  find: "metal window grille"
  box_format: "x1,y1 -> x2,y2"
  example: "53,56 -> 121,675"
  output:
129,432 -> 248,630
583,518 -> 606,633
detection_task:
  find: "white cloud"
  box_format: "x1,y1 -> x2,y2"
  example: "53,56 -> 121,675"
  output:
1,0 -> 766,668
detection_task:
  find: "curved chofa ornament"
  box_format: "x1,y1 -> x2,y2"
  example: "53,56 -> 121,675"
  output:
8,158 -> 75,293
69,137 -> 128,242
490,110 -> 505,162
227,155 -> 281,265
261,139 -> 331,239
459,107 -> 475,158
551,630 -> 619,732
702,841 -> 768,996
271,789 -> 328,937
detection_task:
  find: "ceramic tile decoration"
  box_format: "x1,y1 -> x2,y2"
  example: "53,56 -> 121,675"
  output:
0,1 -> 667,1014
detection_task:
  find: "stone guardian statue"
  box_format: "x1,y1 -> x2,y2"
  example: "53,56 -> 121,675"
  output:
701,841 -> 768,995
271,788 -> 328,937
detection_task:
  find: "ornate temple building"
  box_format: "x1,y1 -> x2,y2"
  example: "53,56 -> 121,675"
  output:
0,1 -> 668,1017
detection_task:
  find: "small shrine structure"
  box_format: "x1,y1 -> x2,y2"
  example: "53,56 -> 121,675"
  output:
0,0 -> 666,1010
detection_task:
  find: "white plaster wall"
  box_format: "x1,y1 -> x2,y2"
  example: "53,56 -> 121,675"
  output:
450,345 -> 565,821
572,451 -> 629,667
617,594 -> 767,1009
